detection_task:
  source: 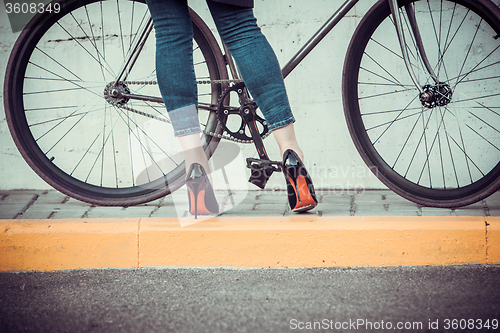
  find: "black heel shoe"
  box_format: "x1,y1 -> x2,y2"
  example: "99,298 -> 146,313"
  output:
283,150 -> 318,213
186,163 -> 219,219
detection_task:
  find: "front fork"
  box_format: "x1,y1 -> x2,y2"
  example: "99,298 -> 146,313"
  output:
388,0 -> 439,93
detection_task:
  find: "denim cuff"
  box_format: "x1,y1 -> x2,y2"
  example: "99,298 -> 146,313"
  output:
268,116 -> 295,131
169,104 -> 201,137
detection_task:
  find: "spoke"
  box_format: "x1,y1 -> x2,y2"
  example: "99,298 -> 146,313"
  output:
457,116 -> 500,153
358,86 -> 418,101
416,103 -> 450,186
370,38 -> 403,61
451,91 -> 500,104
359,66 -> 407,88
454,74 -> 500,84
366,108 -> 424,132
115,107 -> 179,171
82,6 -> 106,80
450,106 -> 473,182
367,95 -> 420,137
116,0 -> 126,59
402,107 -> 436,179
468,111 -> 500,135
34,47 -> 84,82
435,2 -> 456,80
435,6 -> 470,78
363,52 -> 406,89
359,82 -> 411,87
445,123 -> 486,178
437,109 -> 446,188
129,1 -> 135,52
453,46 -> 500,87
113,109 -> 162,183
25,105 -> 79,112
36,98 -> 102,143
100,104 -> 107,185
427,0 -> 452,83
44,102 -> 98,155
362,106 -> 422,116
418,103 -> 432,186
453,18 -> 482,90
391,107 -> 423,170
24,87 -> 90,95
84,109 -> 123,183
101,1 -> 105,60
55,21 -> 114,76
24,76 -> 102,84
440,109 -> 460,188
126,107 -> 136,186
445,59 -> 500,85
70,111 -> 117,178
29,108 -> 103,127
111,117 -> 119,188
28,62 -> 103,99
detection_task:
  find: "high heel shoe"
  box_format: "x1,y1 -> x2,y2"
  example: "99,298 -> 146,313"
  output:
186,163 -> 219,219
283,149 -> 318,213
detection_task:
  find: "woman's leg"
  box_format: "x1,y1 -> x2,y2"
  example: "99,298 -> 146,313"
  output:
146,0 -> 210,174
206,1 -> 302,159
207,1 -> 316,212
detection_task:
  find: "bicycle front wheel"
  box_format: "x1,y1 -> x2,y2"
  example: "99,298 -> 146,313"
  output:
4,0 -> 227,205
343,0 -> 500,207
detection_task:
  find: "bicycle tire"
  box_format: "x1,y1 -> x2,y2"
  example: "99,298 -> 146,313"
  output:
4,0 -> 228,206
343,0 -> 500,207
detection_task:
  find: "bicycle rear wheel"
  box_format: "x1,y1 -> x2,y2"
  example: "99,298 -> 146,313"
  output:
343,0 -> 500,207
4,0 -> 227,205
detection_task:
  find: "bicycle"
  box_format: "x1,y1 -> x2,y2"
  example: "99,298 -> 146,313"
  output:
4,0 -> 500,208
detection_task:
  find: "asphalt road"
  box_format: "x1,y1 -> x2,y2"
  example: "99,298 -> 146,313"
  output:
1,265 -> 499,333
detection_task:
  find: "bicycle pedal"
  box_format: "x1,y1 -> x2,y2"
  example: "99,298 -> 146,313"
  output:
246,158 -> 283,189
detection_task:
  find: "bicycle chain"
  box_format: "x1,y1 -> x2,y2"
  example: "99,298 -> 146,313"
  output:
111,79 -> 271,144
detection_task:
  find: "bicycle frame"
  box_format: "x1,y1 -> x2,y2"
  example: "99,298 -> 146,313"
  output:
115,0 -> 435,105
107,0 -> 440,188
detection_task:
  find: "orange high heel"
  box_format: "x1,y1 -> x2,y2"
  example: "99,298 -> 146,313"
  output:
283,150 -> 318,213
186,163 -> 219,219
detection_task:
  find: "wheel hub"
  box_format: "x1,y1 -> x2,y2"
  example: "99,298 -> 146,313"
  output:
419,82 -> 453,108
104,81 -> 130,106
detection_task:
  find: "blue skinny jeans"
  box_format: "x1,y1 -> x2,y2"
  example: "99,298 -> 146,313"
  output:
146,0 -> 294,136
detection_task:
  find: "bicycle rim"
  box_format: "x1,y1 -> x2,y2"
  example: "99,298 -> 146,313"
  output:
343,0 -> 500,207
4,0 -> 227,205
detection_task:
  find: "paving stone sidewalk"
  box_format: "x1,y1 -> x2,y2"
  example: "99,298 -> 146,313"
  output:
1,189 -> 498,220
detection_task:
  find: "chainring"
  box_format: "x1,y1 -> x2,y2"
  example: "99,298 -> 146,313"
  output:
216,82 -> 269,142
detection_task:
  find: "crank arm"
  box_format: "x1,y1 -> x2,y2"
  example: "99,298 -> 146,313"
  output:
239,103 -> 279,189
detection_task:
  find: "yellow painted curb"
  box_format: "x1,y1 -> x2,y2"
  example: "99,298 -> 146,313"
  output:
486,217 -> 500,264
140,216 -> 486,268
0,216 -> 495,271
0,219 -> 139,271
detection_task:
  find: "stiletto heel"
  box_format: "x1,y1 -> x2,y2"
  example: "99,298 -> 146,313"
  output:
283,149 -> 318,213
186,163 -> 219,218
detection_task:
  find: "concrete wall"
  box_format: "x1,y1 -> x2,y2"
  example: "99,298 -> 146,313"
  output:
1,0 -> 498,193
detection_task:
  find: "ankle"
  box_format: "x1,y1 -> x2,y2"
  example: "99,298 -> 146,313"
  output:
280,145 -> 304,161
